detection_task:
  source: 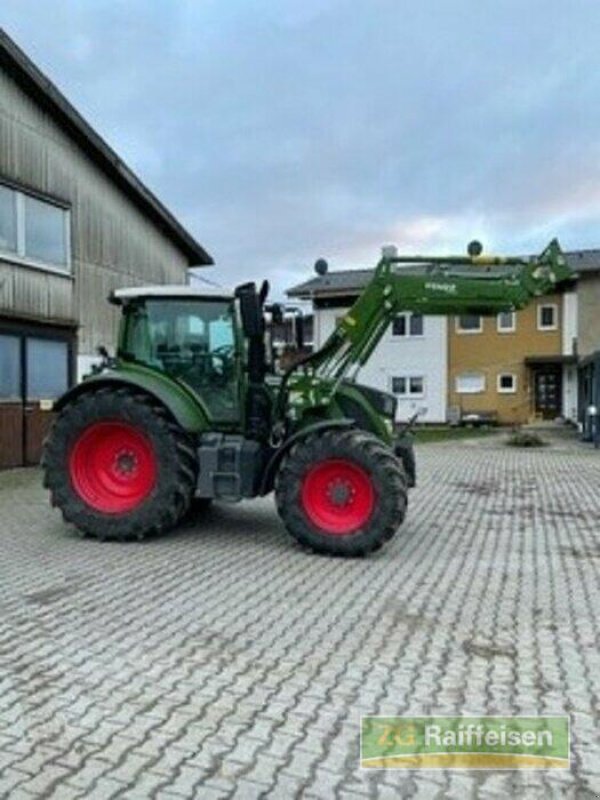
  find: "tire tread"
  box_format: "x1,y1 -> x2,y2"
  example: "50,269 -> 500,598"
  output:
42,387 -> 197,541
275,428 -> 408,557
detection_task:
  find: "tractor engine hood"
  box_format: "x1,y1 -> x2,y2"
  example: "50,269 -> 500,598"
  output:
343,381 -> 397,420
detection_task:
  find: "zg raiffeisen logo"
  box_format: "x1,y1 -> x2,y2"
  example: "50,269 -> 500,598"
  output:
360,716 -> 570,770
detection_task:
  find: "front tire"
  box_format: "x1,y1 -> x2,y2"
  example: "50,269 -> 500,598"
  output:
275,429 -> 408,556
43,387 -> 197,540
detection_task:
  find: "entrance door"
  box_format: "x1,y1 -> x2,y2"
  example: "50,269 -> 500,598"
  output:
24,338 -> 70,465
534,368 -> 562,420
0,334 -> 24,468
0,327 -> 72,468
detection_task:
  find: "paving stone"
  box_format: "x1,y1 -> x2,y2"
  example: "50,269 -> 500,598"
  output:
0,438 -> 598,798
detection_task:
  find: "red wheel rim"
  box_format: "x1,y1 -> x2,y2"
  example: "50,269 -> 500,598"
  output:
69,422 -> 157,513
300,459 -> 375,535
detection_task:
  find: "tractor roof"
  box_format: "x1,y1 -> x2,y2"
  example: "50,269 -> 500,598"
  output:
111,285 -> 234,304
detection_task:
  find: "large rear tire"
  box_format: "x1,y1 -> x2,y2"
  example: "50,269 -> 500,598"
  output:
43,387 -> 197,540
275,429 -> 408,556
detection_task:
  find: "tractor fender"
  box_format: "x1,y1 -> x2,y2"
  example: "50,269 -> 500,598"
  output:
53,371 -> 210,433
259,418 -> 355,495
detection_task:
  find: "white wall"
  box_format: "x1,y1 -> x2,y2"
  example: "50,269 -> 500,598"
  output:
562,364 -> 578,422
314,306 -> 448,423
561,290 -> 578,421
562,291 -> 578,355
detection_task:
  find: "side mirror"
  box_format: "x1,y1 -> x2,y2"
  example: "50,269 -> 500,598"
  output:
265,303 -> 284,325
235,283 -> 263,338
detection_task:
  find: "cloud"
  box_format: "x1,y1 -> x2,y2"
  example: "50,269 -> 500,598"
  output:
3,0 -> 600,297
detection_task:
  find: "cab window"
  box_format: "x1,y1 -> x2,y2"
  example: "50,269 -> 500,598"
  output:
124,299 -> 239,422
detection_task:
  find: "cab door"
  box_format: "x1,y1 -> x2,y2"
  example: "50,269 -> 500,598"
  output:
140,298 -> 241,427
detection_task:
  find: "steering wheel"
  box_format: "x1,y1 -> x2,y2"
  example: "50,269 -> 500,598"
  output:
210,345 -> 235,381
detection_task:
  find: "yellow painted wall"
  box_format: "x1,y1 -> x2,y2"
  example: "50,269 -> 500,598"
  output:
448,294 -> 563,424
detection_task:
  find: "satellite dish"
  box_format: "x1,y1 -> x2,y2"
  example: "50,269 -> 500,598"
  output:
314,258 -> 328,276
468,240 -> 483,257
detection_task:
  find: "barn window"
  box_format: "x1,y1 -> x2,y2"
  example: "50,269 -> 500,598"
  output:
0,185 -> 17,254
26,338 -> 70,400
0,183 -> 71,273
24,195 -> 69,268
0,334 -> 21,401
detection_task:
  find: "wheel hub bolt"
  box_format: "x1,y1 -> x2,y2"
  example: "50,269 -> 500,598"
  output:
327,478 -> 352,506
115,451 -> 137,475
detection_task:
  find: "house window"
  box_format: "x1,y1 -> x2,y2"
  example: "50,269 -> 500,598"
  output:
391,376 -> 425,397
0,182 -> 71,272
391,376 -> 406,394
497,373 -> 517,394
409,376 -> 424,396
392,312 -> 424,337
538,304 -> 558,331
497,311 -> 516,332
456,314 -> 482,333
455,372 -> 486,394
409,313 -> 423,336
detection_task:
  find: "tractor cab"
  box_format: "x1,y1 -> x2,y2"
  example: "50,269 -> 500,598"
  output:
109,283 -> 304,434
112,286 -> 241,423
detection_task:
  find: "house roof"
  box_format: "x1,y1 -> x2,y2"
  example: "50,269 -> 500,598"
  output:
0,28 -> 213,266
287,248 -> 600,299
287,268 -> 375,297
565,249 -> 600,274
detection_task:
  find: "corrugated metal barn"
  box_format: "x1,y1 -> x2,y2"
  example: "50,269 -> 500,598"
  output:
0,29 -> 212,468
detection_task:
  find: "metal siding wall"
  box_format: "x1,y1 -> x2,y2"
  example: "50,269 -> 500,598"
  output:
0,66 -> 191,355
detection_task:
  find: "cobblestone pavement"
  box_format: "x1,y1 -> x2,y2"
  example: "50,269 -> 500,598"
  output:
0,436 -> 599,799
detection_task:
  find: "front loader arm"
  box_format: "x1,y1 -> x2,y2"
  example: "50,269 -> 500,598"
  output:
275,239 -> 574,429
306,238 -> 573,381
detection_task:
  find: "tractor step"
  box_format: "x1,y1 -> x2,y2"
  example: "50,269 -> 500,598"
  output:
196,434 -> 266,501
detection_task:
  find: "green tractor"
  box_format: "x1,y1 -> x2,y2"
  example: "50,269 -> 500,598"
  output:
43,240 -> 574,556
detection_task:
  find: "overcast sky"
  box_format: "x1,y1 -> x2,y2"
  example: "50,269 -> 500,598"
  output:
3,1 -> 600,298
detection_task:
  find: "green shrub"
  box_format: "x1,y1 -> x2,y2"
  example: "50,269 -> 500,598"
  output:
506,431 -> 547,448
